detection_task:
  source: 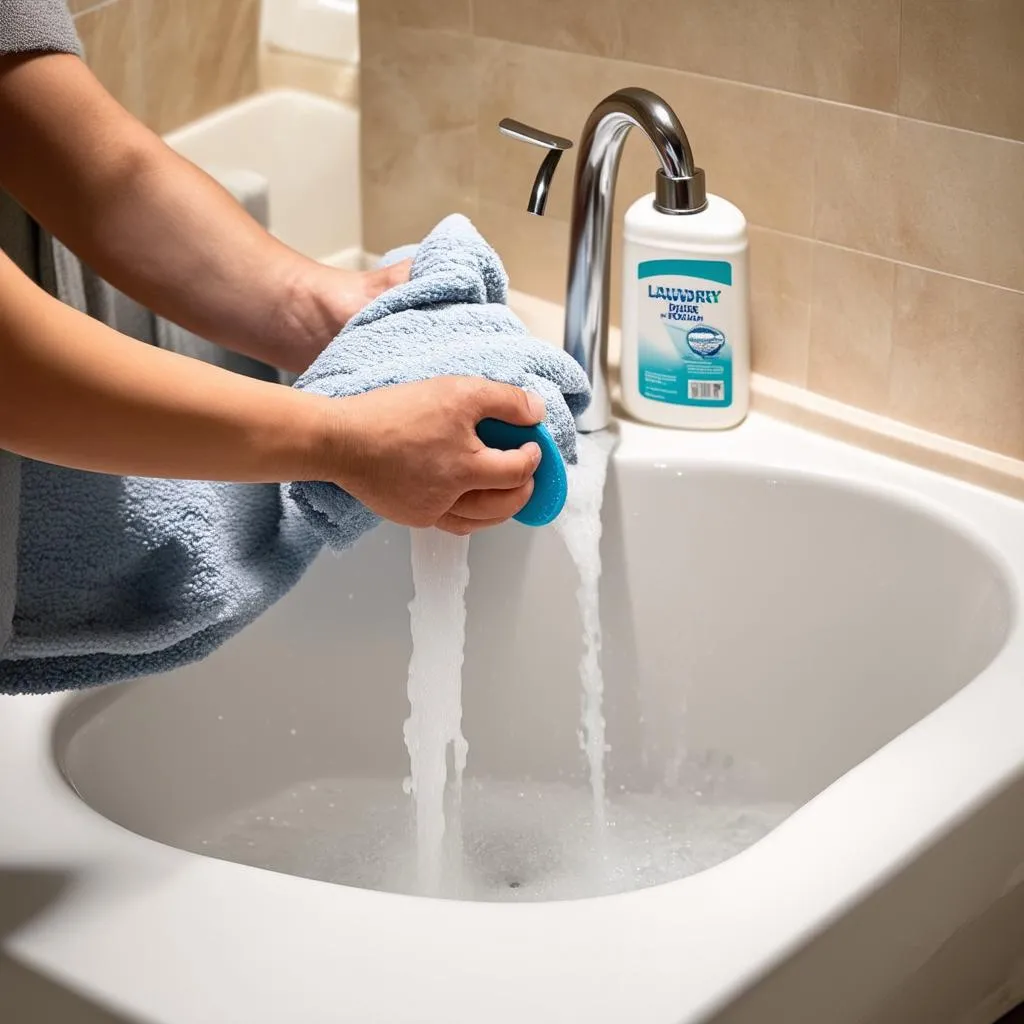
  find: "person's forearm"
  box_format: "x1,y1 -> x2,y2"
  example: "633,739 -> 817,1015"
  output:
0,53 -> 335,371
0,251 -> 333,483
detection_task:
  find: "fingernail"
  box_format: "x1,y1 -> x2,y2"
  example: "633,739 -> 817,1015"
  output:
527,393 -> 546,422
524,441 -> 542,465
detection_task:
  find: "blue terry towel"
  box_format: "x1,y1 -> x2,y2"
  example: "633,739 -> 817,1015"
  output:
0,469 -> 321,694
0,214 -> 590,694
289,214 -> 592,547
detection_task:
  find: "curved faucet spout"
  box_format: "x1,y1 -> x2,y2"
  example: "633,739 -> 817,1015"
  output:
566,88 -> 705,432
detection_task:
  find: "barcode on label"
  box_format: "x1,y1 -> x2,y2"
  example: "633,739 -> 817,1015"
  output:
688,381 -> 724,401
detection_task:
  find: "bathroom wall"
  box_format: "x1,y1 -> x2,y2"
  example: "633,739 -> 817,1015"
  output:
70,0 -> 260,134
360,0 -> 1024,463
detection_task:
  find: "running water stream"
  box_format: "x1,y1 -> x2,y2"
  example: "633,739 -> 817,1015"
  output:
199,441 -> 795,897
403,529 -> 471,895
555,433 -> 617,830
401,435 -> 616,891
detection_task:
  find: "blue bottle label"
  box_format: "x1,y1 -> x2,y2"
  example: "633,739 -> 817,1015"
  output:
637,259 -> 733,407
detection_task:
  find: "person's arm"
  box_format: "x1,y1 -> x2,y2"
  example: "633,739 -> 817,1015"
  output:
0,251 -> 541,534
0,51 -> 401,372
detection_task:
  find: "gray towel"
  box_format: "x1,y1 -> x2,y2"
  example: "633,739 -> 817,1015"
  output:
290,214 -> 591,548
0,453 -> 19,656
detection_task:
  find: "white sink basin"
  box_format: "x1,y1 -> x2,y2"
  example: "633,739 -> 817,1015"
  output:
60,430 -> 1008,894
3,413 -> 1024,1024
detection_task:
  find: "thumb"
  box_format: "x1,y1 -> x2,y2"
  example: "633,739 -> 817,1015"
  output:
471,380 -> 546,427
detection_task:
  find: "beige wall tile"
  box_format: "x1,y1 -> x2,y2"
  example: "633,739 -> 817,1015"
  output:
361,0 -> 471,31
361,24 -> 476,189
814,105 -> 1024,293
748,227 -> 813,385
808,245 -> 895,411
813,102 -> 899,258
900,0 -> 1024,142
889,267 -> 1024,460
473,0 -> 624,58
74,0 -> 144,120
364,172 -> 477,257
620,0 -> 900,112
138,0 -> 259,134
68,0 -> 105,13
891,120 -> 1024,293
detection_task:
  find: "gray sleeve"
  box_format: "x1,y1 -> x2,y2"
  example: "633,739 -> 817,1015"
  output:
0,0 -> 82,58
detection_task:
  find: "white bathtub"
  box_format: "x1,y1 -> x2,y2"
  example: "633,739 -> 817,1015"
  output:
3,410 -> 1024,1023
165,87 -> 362,265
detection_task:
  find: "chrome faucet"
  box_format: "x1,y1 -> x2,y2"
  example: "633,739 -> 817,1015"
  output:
500,87 -> 706,432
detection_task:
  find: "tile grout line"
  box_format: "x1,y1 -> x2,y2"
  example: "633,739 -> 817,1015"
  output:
895,0 -> 905,116
471,35 -> 1024,149
753,224 -> 1024,299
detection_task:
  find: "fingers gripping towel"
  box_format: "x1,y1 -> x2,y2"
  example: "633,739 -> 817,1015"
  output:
289,214 -> 592,547
0,215 -> 590,694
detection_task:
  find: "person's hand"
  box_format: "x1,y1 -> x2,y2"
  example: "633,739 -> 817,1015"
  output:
328,376 -> 544,535
279,259 -> 413,371
317,260 -> 413,327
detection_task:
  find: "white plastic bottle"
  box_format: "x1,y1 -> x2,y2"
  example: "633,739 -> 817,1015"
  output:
620,193 -> 749,429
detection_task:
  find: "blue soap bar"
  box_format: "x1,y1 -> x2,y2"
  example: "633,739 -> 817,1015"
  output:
475,418 -> 568,527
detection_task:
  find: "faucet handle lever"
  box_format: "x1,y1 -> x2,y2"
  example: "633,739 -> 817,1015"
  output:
498,118 -> 574,217
498,118 -> 573,152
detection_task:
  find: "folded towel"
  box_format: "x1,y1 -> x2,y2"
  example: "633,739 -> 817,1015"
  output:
0,213 -> 589,694
289,214 -> 591,548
